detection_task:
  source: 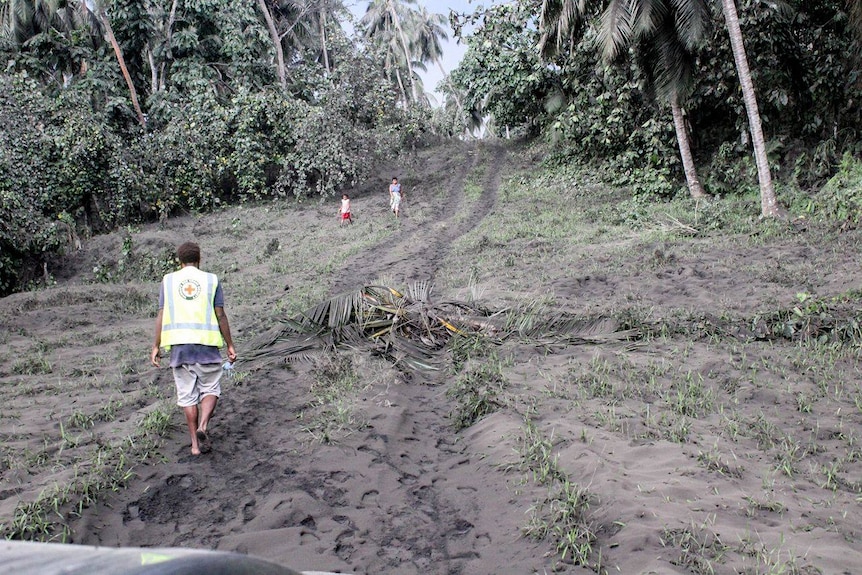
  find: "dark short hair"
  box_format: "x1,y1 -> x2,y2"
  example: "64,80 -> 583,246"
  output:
176,242 -> 201,264
392,177 -> 398,181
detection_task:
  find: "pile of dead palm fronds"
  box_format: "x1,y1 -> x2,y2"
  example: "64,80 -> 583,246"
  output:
244,281 -> 638,373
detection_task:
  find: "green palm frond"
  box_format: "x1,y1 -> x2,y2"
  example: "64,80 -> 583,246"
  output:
599,0 -> 635,61
670,0 -> 709,49
539,0 -> 590,59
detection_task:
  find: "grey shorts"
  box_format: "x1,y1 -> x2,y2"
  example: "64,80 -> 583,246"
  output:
172,363 -> 223,407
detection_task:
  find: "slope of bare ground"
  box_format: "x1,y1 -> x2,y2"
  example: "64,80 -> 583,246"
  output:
3,140 -> 862,575
328,142 -> 502,292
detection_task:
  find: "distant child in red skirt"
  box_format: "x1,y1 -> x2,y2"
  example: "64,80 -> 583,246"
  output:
340,194 -> 353,226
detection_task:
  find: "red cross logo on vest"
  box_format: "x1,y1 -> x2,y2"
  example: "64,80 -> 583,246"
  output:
178,278 -> 201,301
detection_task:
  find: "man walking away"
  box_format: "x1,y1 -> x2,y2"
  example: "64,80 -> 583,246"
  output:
151,242 -> 237,456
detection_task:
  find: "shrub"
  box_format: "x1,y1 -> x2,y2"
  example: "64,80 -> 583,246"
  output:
800,153 -> 862,225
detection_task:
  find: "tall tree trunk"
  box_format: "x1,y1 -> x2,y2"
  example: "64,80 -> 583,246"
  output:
100,10 -> 146,128
161,0 -> 178,90
393,64 -> 408,108
146,43 -> 158,93
388,0 -> 418,105
257,0 -> 287,90
146,0 -> 178,93
720,0 -> 782,218
320,9 -> 330,74
670,92 -> 706,199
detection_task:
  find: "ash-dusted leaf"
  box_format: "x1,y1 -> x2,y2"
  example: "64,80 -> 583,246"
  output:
407,280 -> 432,302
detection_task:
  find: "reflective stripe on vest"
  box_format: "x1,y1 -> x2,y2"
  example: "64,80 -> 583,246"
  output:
160,267 -> 224,348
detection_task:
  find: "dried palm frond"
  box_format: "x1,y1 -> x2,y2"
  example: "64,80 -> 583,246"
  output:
245,282 -> 639,374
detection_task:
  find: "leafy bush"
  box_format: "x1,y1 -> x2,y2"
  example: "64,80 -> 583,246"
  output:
799,153 -> 862,225
0,74 -> 108,293
91,231 -> 178,284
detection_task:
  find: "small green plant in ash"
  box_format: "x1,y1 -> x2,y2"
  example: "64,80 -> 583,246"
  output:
140,407 -> 173,435
0,407 -> 172,542
660,518 -> 729,575
11,353 -> 53,376
697,444 -> 742,478
526,479 -> 600,569
568,356 -> 615,399
518,419 -> 602,571
304,353 -> 363,443
447,359 -> 507,430
518,417 -> 564,485
68,409 -> 95,430
667,371 -> 715,418
449,332 -> 493,373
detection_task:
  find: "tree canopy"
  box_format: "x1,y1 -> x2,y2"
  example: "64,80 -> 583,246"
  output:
449,0 -> 861,199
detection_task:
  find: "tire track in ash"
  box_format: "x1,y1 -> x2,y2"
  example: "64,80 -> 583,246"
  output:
281,143 -> 532,573
328,142 -> 506,294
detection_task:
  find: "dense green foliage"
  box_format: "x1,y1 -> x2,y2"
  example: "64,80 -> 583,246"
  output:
449,0 -> 862,196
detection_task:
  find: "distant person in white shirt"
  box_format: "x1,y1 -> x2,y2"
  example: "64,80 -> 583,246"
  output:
389,177 -> 402,218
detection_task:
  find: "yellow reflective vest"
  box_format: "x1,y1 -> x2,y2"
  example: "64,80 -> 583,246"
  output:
160,266 -> 224,348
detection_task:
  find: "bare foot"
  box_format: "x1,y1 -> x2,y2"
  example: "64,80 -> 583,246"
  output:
191,447 -> 201,456
196,429 -> 211,453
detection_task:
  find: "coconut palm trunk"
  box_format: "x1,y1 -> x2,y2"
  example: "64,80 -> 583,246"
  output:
388,0 -> 418,105
720,0 -> 782,217
670,92 -> 706,199
393,64 -> 409,108
319,8 -> 330,74
257,0 -> 287,90
99,8 -> 146,127
436,57 -> 463,111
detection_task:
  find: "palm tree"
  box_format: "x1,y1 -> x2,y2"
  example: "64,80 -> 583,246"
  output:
540,0 -> 783,216
143,0 -> 178,94
410,6 -> 463,115
312,0 -> 344,74
317,0 -> 331,73
2,1 -> 145,126
81,0 -> 145,127
256,0 -> 343,88
362,0 -> 420,105
1,0 -> 93,84
257,0 -> 288,89
637,20 -> 708,199
618,3 -> 709,199
541,0 -> 707,199
849,0 -> 862,47
718,0 -> 781,217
